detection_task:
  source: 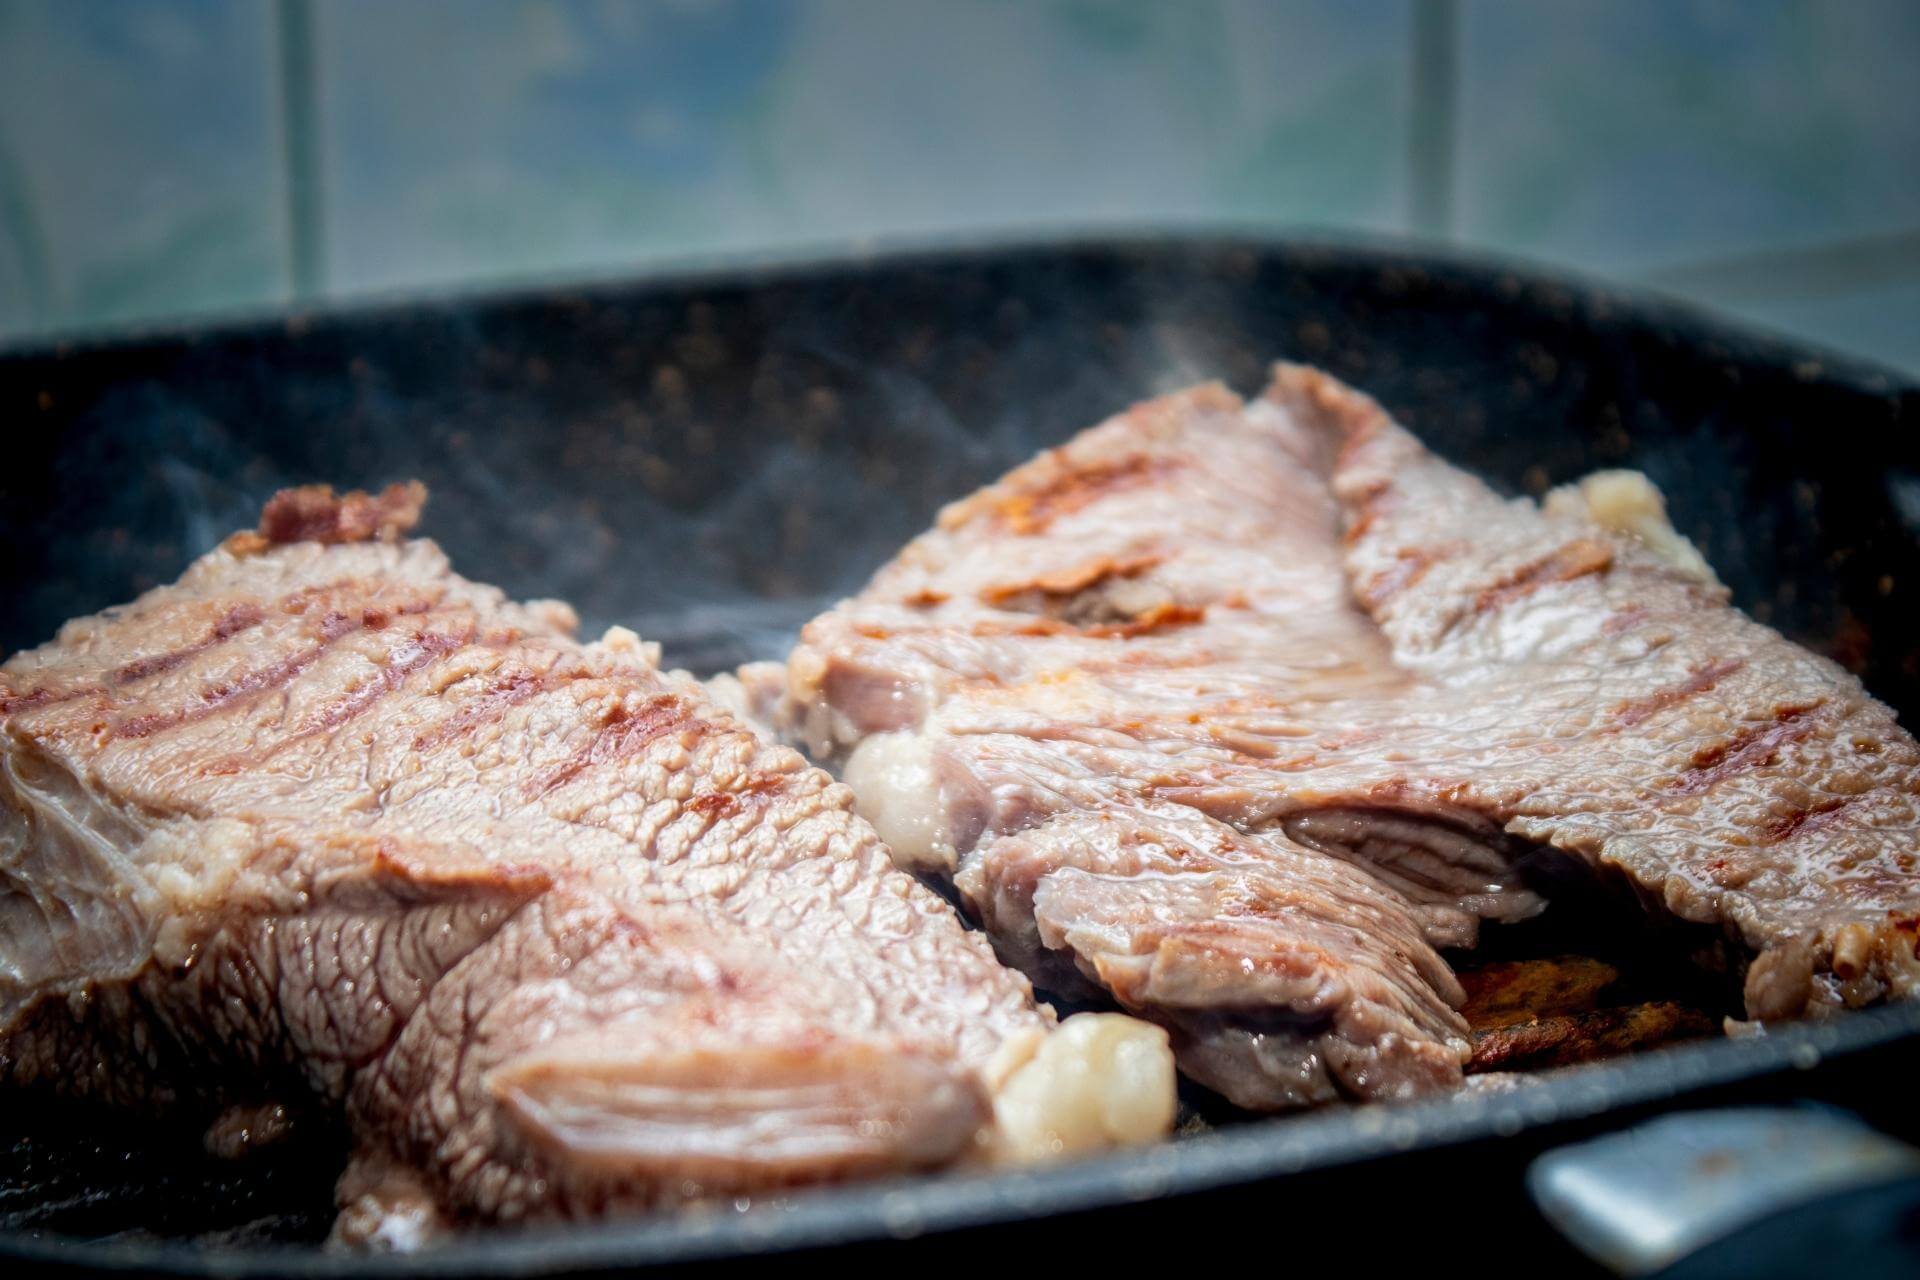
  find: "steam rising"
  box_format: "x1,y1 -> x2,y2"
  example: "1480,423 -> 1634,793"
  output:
9,269 -> 1268,672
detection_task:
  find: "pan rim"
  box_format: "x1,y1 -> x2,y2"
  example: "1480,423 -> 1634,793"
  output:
9,1003 -> 1919,1277
0,225 -> 1914,395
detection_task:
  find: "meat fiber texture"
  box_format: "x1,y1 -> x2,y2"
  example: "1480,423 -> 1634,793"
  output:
0,483 -> 1174,1247
777,364 -> 1920,1111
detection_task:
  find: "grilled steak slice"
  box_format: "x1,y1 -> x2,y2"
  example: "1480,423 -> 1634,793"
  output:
777,366 -> 1920,1106
1298,362 -> 1920,1017
0,485 -> 1174,1246
782,385 -> 1479,1106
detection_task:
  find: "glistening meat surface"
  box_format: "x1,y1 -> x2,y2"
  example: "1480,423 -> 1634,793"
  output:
777,365 -> 1920,1108
0,484 -> 1173,1246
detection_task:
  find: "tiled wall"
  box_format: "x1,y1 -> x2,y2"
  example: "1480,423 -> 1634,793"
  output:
2,0 -> 1916,374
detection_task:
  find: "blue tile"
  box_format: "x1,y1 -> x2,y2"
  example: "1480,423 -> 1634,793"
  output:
316,0 -> 1414,300
1456,0 -> 1920,273
0,0 -> 286,340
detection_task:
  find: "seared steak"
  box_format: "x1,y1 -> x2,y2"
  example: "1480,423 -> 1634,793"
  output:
0,485 -> 1173,1246
777,365 -> 1920,1108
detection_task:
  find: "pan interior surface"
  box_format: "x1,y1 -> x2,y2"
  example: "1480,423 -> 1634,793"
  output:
1,235 -> 1916,1273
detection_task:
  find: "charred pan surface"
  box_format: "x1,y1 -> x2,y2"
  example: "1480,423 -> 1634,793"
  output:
779,365 -> 1920,1109
0,486 -> 1170,1245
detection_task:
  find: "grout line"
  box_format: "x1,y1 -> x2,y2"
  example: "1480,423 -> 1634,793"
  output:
1637,229 -> 1920,305
0,131 -> 53,328
275,0 -> 324,301
1408,0 -> 1459,239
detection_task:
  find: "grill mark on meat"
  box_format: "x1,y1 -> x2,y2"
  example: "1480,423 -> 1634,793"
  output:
266,580 -> 445,627
1359,548 -> 1445,609
1467,1001 -> 1715,1071
980,455 -> 1177,535
981,554 -> 1164,605
689,791 -> 740,821
686,772 -> 789,822
1473,539 -> 1614,614
112,605 -> 267,685
1763,795 -> 1858,844
413,667 -> 559,751
1670,703 -> 1826,795
12,591 -> 442,721
526,695 -> 691,798
112,599 -> 440,741
962,603 -> 1206,641
210,627 -> 478,772
1083,603 -> 1206,638
1602,604 -> 1650,637
313,630 -> 476,737
0,685 -> 57,715
1612,659 -> 1745,728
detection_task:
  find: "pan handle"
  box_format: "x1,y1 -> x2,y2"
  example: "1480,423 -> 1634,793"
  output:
1527,1105 -> 1920,1276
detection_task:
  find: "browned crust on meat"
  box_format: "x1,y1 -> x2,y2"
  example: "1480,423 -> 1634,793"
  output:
111,596 -> 442,740
1762,795 -> 1860,844
952,603 -> 1208,642
1358,548 -> 1446,609
686,774 -> 787,823
207,626 -> 479,773
525,694 -> 693,798
1473,538 -> 1614,614
981,553 -> 1165,604
1458,955 -> 1621,1031
113,604 -> 267,685
1669,703 -> 1825,795
1611,659 -> 1745,728
233,481 -> 428,552
960,454 -> 1180,536
1467,1001 -> 1716,1071
1081,602 -> 1206,638
413,665 -> 566,751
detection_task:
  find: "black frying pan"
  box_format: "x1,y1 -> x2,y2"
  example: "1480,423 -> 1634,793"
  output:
3,234 -> 1918,1275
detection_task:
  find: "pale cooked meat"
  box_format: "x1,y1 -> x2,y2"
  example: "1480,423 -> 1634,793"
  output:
777,365 -> 1920,1107
0,484 -> 1174,1247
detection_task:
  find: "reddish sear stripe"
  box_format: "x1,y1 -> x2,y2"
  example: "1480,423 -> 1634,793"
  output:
1670,703 -> 1824,795
1359,548 -> 1443,609
527,694 -> 690,798
990,454 -> 1176,536
1763,795 -> 1857,843
0,686 -> 56,715
414,666 -> 558,751
1602,604 -> 1650,637
303,628 -> 472,735
1474,538 -> 1614,614
111,598 -> 438,740
112,604 -> 267,686
203,627 -> 474,773
1612,659 -> 1744,728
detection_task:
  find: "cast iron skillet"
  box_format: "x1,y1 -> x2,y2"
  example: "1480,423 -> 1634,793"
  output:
2,234 -> 1918,1275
